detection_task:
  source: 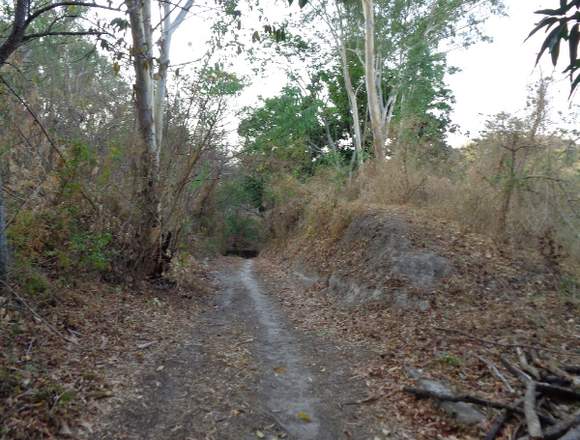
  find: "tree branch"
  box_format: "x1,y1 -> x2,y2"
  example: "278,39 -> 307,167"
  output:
26,2 -> 123,25
22,30 -> 105,41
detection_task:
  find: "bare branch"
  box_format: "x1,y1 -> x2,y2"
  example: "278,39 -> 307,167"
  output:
26,1 -> 124,25
22,30 -> 105,41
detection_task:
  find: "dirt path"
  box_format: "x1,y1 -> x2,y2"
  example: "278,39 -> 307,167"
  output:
92,257 -> 390,440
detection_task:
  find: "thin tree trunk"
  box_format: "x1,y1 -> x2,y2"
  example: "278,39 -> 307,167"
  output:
339,40 -> 364,166
125,0 -> 193,276
498,149 -> 517,237
361,0 -> 386,159
0,172 -> 8,282
154,1 -> 172,150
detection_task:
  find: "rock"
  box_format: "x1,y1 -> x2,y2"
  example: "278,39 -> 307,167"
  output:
328,273 -> 384,304
419,379 -> 486,425
392,252 -> 452,288
406,369 -> 486,426
294,212 -> 453,310
293,261 -> 322,288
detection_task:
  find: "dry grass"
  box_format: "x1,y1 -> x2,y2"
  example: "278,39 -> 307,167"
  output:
267,141 -> 580,278
345,145 -> 580,275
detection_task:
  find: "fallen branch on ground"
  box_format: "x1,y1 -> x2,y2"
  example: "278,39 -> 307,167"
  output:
407,346 -> 580,439
1,280 -> 75,345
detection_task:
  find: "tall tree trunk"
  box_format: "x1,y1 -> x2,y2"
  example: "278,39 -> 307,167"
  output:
154,1 -> 172,149
0,172 -> 8,282
126,0 -> 162,274
339,38 -> 364,166
125,0 -> 193,276
361,0 -> 386,159
497,149 -> 517,237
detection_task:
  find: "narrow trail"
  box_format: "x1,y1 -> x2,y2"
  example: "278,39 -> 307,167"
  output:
239,261 -> 322,438
93,257 -> 387,440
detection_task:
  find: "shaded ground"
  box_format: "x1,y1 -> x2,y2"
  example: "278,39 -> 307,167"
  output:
92,257 -> 394,440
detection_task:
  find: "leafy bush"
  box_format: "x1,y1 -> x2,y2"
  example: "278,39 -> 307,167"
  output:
7,207 -> 113,277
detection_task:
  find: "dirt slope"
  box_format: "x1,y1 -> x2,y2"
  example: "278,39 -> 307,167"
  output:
262,206 -> 580,439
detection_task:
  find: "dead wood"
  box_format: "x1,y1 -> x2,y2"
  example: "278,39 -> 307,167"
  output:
405,386 -> 520,414
524,381 -> 543,439
530,352 -> 580,389
501,355 -> 534,384
343,395 -> 381,406
485,410 -> 512,440
543,375 -> 574,387
1,280 -> 74,345
405,385 -> 558,425
536,383 -> 580,401
544,411 -> 580,440
518,348 -> 541,381
476,354 -> 515,393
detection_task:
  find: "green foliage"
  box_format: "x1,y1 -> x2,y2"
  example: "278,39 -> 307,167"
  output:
238,86 -> 325,176
529,1 -> 580,96
199,65 -> 245,96
8,206 -> 113,276
20,268 -> 50,296
211,175 -> 268,253
223,214 -> 263,247
437,353 -> 463,367
69,231 -> 112,272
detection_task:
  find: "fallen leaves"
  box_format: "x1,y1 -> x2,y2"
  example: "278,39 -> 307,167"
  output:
273,366 -> 287,375
256,205 -> 579,439
296,411 -> 312,423
0,277 -> 208,439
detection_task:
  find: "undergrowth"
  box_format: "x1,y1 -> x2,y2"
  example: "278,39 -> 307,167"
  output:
265,134 -> 580,279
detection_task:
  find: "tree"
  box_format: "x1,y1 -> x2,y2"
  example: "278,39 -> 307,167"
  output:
529,0 -> 580,96
124,0 -> 193,275
358,0 -> 504,159
0,0 -> 120,281
361,0 -> 394,159
0,0 -> 118,67
238,86 -> 329,176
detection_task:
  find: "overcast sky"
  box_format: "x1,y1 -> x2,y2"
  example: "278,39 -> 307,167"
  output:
446,0 -> 575,145
169,0 -> 576,146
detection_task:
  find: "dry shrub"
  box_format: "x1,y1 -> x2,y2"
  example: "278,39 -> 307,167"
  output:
430,168 -> 500,234
166,252 -> 213,294
355,158 -> 432,206
265,169 -> 360,246
301,191 -> 358,243
345,140 -> 580,273
264,174 -> 307,241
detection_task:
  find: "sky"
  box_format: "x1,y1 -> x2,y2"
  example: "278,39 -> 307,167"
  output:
167,0 -> 577,147
445,0 -> 575,146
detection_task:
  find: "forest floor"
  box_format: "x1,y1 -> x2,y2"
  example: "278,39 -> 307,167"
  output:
3,247 -> 578,439
91,257 -> 397,440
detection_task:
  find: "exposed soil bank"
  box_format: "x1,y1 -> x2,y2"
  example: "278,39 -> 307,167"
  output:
261,206 -> 580,439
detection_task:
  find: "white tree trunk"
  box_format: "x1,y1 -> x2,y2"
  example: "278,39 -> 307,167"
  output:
361,0 -> 386,159
125,0 -> 193,274
320,0 -> 365,165
126,0 -> 157,158
126,0 -> 162,272
338,22 -> 364,165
